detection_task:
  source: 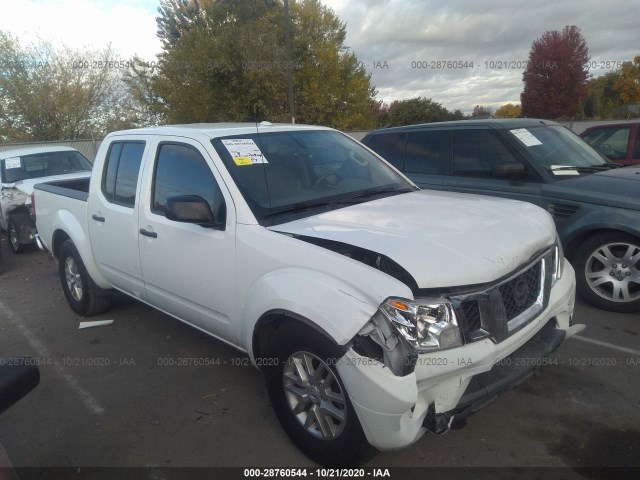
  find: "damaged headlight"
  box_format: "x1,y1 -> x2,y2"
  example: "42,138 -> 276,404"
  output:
552,237 -> 564,285
379,298 -> 463,352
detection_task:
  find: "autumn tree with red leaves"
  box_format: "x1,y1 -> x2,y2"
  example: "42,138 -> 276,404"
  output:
521,25 -> 590,119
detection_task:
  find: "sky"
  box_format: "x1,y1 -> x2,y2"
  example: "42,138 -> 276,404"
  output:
1,0 -> 638,114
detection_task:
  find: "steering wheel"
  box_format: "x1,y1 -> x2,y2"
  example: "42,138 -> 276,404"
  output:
313,171 -> 342,188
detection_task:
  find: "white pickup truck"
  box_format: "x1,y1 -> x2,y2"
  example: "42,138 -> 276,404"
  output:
33,123 -> 578,466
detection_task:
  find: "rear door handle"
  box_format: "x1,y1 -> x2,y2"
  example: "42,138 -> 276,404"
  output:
139,228 -> 157,238
91,214 -> 105,222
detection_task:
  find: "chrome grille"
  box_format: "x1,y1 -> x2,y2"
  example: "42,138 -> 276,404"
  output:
453,247 -> 553,344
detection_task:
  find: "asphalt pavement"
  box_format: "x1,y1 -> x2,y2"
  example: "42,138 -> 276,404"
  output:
0,234 -> 638,477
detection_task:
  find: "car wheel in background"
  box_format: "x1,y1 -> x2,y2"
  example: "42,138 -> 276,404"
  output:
574,232 -> 640,313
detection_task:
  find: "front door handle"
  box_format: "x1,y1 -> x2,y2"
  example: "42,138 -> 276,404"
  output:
139,228 -> 157,238
91,214 -> 105,222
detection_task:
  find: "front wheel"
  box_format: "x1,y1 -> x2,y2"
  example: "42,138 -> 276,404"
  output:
574,232 -> 640,313
58,240 -> 113,316
264,324 -> 373,466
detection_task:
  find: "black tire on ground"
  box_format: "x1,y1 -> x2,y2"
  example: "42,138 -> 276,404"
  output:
8,218 -> 24,253
264,323 -> 374,467
58,240 -> 113,316
574,232 -> 640,313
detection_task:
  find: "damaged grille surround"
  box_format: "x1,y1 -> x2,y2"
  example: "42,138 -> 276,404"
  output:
450,247 -> 553,344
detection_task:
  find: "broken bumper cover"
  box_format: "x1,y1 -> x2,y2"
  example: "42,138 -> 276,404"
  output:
336,260 -> 576,451
16,221 -> 37,246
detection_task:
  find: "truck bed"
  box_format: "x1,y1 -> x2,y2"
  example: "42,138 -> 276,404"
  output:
33,177 -> 90,202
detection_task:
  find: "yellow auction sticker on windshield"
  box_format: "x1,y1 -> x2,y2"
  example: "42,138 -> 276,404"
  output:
222,139 -> 268,166
233,156 -> 253,166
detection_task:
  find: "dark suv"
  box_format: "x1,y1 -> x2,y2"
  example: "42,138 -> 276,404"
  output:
362,119 -> 640,313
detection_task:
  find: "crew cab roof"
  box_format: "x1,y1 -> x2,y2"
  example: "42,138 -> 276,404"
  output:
107,122 -> 334,140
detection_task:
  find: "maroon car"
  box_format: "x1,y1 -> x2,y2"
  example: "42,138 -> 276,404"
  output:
580,122 -> 640,166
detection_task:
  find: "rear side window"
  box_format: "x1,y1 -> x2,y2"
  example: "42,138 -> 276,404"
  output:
453,130 -> 524,178
102,142 -> 145,207
152,143 -> 226,224
405,130 -> 448,174
364,133 -> 406,169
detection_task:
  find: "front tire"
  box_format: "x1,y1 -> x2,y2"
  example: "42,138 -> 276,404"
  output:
58,240 -> 113,316
574,232 -> 640,313
264,324 -> 373,466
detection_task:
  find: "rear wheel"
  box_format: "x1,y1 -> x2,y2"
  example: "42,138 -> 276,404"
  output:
8,219 -> 22,253
574,232 -> 640,313
264,324 -> 373,466
58,240 -> 112,316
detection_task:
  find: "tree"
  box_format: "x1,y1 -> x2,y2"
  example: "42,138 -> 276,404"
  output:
0,31 -> 140,142
521,25 -> 590,119
495,103 -> 522,118
129,0 -> 376,129
613,55 -> 640,105
583,71 -> 622,117
384,97 -> 455,127
470,105 -> 494,118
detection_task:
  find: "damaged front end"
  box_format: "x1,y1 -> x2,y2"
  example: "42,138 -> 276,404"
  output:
352,297 -> 463,376
1,187 -> 37,250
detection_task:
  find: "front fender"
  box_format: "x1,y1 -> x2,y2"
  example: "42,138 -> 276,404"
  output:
560,205 -> 640,249
241,267 -> 380,358
51,210 -> 110,289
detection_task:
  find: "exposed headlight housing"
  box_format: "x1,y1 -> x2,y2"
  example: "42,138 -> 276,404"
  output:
379,297 -> 463,353
552,237 -> 564,285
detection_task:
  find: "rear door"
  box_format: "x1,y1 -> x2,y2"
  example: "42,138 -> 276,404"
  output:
137,137 -> 237,342
442,128 -> 545,207
87,138 -> 148,300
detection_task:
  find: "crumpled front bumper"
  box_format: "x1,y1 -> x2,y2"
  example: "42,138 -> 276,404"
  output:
336,260 -> 576,451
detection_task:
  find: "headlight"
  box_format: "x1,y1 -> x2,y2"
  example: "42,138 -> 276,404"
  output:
379,297 -> 462,352
553,237 -> 564,285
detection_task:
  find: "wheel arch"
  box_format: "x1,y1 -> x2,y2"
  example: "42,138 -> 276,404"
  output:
565,226 -> 640,262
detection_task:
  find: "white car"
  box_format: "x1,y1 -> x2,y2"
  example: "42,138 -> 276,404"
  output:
33,123 -> 578,466
0,147 -> 92,253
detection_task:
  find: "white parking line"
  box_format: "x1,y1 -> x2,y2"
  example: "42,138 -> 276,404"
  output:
571,334 -> 640,356
0,300 -> 105,416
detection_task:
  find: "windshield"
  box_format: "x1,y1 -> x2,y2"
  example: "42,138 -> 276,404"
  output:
508,125 -> 609,176
1,150 -> 92,183
212,130 -> 415,224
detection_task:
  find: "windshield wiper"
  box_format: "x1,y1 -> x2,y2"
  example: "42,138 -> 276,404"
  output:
341,185 -> 414,202
262,199 -> 338,218
262,186 -> 413,219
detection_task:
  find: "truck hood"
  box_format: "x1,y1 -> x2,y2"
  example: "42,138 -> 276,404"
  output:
544,167 -> 640,210
271,190 -> 556,289
2,172 -> 91,196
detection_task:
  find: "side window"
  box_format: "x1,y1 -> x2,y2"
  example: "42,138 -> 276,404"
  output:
364,133 -> 406,169
583,127 -> 630,160
634,130 -> 640,159
101,142 -> 145,207
152,143 -> 226,224
405,130 -> 448,174
453,130 -> 525,178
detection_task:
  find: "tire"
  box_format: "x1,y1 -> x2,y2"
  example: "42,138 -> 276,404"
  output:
574,232 -> 640,313
58,240 -> 113,316
264,324 -> 373,467
8,218 -> 23,253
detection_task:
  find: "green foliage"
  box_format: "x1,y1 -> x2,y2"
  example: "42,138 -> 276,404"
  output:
129,0 -> 376,129
495,103 -> 522,118
383,97 -> 456,127
0,31 -> 142,142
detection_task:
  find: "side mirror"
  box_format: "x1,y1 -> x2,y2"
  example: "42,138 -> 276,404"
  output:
493,163 -> 527,179
165,195 -> 221,229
